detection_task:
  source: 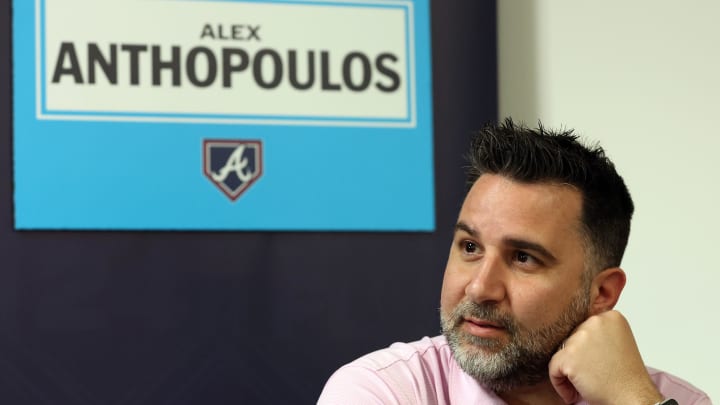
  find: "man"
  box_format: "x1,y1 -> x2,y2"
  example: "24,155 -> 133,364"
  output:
317,120 -> 711,405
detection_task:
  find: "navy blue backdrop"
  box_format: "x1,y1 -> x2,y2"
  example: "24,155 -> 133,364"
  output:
0,1 -> 497,403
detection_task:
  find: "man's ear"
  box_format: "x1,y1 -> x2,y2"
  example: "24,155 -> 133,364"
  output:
589,267 -> 627,315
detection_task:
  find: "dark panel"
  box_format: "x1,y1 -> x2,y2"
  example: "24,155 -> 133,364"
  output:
0,1 -> 497,403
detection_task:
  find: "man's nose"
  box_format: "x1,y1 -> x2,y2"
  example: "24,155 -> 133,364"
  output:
464,252 -> 507,305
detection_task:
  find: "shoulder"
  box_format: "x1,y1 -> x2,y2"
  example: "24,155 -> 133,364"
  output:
351,335 -> 453,372
648,367 -> 713,404
317,336 -> 457,405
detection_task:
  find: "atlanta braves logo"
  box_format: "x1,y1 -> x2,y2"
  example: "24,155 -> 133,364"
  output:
211,145 -> 255,183
203,140 -> 263,201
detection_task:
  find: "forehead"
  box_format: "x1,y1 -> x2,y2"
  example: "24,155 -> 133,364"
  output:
459,174 -> 585,248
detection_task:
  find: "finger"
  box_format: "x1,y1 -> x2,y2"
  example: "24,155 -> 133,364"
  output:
548,349 -> 580,404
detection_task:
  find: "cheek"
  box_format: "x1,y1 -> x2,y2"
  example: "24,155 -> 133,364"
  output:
510,284 -> 571,327
439,263 -> 467,315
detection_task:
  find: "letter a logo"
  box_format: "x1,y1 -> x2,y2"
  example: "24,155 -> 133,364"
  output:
203,140 -> 263,201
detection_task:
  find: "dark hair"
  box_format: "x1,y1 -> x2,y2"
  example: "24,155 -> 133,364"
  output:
466,118 -> 634,272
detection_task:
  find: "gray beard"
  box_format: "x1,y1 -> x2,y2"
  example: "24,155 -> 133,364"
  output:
440,290 -> 589,393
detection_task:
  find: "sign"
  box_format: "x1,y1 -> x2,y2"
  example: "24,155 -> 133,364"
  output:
13,0 -> 434,230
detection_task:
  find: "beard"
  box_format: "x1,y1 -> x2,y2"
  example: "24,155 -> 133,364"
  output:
440,288 -> 590,393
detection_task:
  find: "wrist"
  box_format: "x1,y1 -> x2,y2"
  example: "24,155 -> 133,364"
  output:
614,387 -> 662,405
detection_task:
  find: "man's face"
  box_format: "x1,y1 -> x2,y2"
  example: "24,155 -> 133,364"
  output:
440,174 -> 590,392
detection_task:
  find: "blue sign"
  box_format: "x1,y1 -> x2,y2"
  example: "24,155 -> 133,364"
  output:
13,0 -> 434,230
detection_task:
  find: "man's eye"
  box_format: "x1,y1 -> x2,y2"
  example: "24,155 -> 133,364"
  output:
462,241 -> 478,254
516,251 -> 529,262
513,251 -> 538,265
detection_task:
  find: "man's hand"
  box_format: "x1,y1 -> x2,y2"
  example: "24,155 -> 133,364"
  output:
548,310 -> 664,405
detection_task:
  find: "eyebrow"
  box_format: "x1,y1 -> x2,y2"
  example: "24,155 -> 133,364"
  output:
454,221 -> 477,237
454,221 -> 558,264
503,238 -> 558,264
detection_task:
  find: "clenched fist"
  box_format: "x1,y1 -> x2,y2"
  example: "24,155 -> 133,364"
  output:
548,310 -> 663,405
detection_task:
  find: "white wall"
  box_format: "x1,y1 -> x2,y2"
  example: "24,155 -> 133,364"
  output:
499,1 -> 719,400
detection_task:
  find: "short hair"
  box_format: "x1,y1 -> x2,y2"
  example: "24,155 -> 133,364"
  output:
465,118 -> 634,272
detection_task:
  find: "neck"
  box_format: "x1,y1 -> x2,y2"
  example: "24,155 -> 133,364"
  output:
499,381 -> 568,405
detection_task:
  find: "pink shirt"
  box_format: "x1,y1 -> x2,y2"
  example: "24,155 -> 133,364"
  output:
318,336 -> 711,405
